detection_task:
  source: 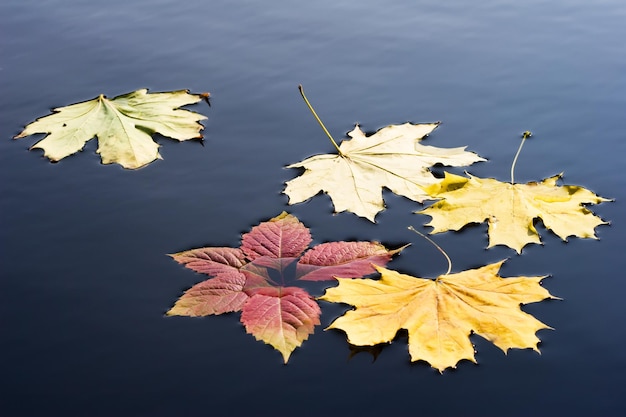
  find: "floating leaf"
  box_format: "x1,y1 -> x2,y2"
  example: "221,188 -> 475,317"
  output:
242,287 -> 321,363
296,241 -> 407,281
14,89 -> 207,169
285,123 -> 485,222
170,247 -> 246,276
241,212 -> 312,260
321,262 -> 556,372
283,86 -> 484,222
168,212 -> 403,362
168,271 -> 249,316
419,172 -> 611,253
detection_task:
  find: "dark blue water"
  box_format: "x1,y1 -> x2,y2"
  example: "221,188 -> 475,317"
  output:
1,1 -> 625,416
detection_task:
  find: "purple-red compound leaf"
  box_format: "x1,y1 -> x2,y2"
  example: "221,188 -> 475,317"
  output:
168,212 -> 404,362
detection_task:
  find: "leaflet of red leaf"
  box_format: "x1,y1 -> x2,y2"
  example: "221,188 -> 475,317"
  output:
241,286 -> 321,363
166,271 -> 248,316
241,212 -> 312,260
170,247 -> 246,276
296,241 -> 406,281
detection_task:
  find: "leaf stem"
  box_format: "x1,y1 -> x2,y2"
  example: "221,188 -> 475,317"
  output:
510,131 -> 532,184
298,85 -> 343,156
408,226 -> 452,275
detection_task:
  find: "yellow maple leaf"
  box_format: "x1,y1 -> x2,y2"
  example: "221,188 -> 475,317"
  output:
320,262 -> 556,372
283,85 -> 484,222
419,172 -> 611,253
14,89 -> 207,169
419,132 -> 611,253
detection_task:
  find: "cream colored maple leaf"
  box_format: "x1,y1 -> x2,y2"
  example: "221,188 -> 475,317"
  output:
284,123 -> 485,222
419,172 -> 611,253
14,89 -> 207,169
320,262 -> 555,372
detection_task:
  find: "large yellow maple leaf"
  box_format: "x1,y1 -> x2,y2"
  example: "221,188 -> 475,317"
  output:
284,123 -> 484,222
418,172 -> 611,253
320,262 -> 556,372
14,89 -> 207,169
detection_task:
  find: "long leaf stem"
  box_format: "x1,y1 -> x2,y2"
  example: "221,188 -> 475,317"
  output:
298,85 -> 343,156
408,226 -> 452,276
510,131 -> 532,184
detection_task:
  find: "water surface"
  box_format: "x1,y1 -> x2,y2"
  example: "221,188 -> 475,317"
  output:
1,1 -> 625,416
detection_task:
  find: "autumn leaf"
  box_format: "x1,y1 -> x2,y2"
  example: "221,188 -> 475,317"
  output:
14,89 -> 207,169
283,86 -> 485,222
418,132 -> 611,253
167,271 -> 249,316
419,172 -> 610,253
296,241 -> 405,281
242,287 -> 321,363
241,210 -> 312,260
168,212 -> 403,362
169,247 -> 246,276
320,262 -> 556,372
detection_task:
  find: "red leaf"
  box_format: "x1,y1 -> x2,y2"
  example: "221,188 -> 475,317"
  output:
167,271 -> 248,316
296,241 -> 404,281
241,212 -> 312,260
168,212 -> 405,362
170,247 -> 246,276
241,286 -> 321,363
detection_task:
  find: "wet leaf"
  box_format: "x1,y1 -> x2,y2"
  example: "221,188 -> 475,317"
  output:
168,212 -> 403,362
167,271 -> 249,316
419,172 -> 611,253
242,287 -> 321,363
321,262 -> 556,372
14,89 -> 207,169
296,241 -> 406,281
284,123 -> 484,222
